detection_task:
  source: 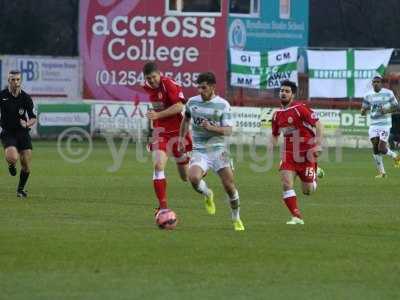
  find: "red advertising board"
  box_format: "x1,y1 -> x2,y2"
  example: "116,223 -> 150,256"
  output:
79,0 -> 227,101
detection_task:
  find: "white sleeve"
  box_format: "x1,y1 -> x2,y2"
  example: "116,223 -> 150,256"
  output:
221,102 -> 233,127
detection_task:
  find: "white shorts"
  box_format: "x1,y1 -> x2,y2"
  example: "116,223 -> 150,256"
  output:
189,149 -> 232,173
369,125 -> 390,142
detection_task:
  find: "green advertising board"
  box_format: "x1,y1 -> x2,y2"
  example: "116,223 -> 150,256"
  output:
339,110 -> 369,136
260,108 -> 369,136
37,103 -> 91,136
315,109 -> 369,136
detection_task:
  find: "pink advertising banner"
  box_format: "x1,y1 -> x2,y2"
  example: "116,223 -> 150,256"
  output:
79,0 -> 227,102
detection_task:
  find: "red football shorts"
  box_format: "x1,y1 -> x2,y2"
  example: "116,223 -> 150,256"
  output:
149,132 -> 192,164
279,152 -> 317,183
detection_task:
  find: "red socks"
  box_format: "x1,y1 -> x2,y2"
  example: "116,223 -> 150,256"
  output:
283,190 -> 302,218
153,171 -> 167,209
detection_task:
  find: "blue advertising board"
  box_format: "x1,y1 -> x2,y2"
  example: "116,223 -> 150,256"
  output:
228,0 -> 309,51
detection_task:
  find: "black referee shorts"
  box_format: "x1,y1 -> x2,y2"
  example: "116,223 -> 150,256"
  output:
1,130 -> 33,151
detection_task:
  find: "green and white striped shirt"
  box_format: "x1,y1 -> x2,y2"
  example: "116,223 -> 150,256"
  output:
362,88 -> 398,126
185,95 -> 233,152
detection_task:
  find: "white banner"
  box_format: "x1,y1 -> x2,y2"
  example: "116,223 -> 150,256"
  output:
1,55 -> 82,99
231,106 -> 365,136
39,113 -> 90,127
230,47 -> 298,89
307,49 -> 393,98
94,102 -> 150,133
231,107 -> 262,133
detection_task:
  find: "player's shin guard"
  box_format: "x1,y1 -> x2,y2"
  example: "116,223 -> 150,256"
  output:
194,179 -> 211,196
283,190 -> 302,218
17,170 -> 30,191
153,170 -> 168,209
373,154 -> 385,174
229,190 -> 240,221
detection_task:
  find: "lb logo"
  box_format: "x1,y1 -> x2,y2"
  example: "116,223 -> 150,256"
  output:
19,59 -> 40,81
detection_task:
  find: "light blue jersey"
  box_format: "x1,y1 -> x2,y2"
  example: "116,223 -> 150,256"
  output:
185,95 -> 233,152
362,88 -> 398,126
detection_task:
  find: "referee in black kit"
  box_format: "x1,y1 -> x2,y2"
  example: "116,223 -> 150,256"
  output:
0,70 -> 37,198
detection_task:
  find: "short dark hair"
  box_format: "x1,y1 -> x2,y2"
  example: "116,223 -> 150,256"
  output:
372,75 -> 383,81
8,70 -> 21,76
196,72 -> 216,85
280,80 -> 297,94
143,62 -> 159,76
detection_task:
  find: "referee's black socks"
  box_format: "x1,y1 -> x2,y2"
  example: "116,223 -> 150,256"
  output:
18,170 -> 30,191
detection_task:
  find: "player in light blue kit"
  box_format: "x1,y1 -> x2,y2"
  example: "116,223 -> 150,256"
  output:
179,72 -> 245,231
361,75 -> 400,178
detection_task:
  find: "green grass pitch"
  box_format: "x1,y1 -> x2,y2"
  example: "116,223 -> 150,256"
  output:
0,141 -> 399,299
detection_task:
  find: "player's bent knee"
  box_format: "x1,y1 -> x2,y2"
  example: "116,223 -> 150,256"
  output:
188,174 -> 201,185
6,155 -> 18,165
378,145 -> 387,154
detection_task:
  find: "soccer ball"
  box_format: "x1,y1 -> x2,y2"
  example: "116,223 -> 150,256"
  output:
155,209 -> 177,230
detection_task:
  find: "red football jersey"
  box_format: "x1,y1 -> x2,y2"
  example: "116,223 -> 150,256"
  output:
143,76 -> 185,135
272,101 -> 319,155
